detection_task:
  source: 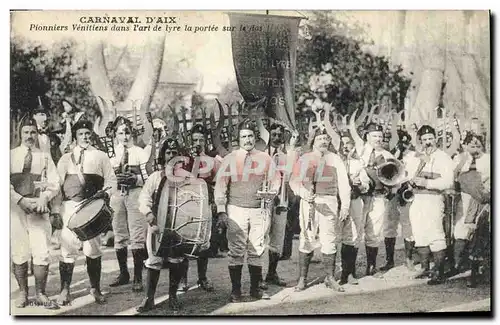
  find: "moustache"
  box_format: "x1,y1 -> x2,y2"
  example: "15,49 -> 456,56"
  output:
425,143 -> 432,147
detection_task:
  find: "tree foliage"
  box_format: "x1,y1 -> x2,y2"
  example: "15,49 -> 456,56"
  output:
10,37 -> 99,128
296,11 -> 412,116
216,79 -> 243,106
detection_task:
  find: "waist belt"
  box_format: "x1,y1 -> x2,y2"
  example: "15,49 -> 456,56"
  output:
361,189 -> 387,197
63,198 -> 84,203
119,184 -> 141,190
414,188 -> 442,195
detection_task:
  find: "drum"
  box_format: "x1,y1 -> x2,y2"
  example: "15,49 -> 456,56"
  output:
67,198 -> 113,241
152,176 -> 212,258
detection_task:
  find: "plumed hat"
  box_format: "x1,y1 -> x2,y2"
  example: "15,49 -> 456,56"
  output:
19,114 -> 38,129
71,118 -> 93,139
237,118 -> 257,134
158,137 -> 181,166
365,122 -> 384,133
417,125 -> 436,138
112,116 -> 133,133
33,96 -> 49,115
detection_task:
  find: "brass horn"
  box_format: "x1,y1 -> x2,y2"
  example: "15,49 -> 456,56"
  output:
400,183 -> 415,203
375,158 -> 407,187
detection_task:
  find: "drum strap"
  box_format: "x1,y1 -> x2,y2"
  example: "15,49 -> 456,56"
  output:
152,170 -> 167,217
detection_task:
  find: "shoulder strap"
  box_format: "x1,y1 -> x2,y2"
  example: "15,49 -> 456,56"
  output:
70,151 -> 86,186
454,153 -> 469,179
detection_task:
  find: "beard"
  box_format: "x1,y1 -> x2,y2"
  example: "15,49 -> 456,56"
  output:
242,141 -> 254,150
192,145 -> 202,155
23,138 -> 35,146
271,139 -> 283,147
317,145 -> 328,152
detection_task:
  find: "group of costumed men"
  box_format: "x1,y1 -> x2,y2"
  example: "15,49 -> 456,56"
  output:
11,98 -> 490,312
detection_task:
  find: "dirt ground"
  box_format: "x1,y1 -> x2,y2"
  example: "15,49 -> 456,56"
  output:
10,237 -> 491,316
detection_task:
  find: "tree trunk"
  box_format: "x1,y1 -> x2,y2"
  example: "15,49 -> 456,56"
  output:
408,11 -> 447,125
86,33 -> 166,138
86,41 -> 116,136
124,33 -> 166,140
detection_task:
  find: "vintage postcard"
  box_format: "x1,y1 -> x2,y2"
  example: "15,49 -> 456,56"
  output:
9,10 -> 491,316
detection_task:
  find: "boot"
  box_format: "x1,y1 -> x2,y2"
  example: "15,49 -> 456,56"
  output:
265,251 -> 287,287
281,227 -> 294,260
380,237 -> 396,271
56,262 -> 74,306
228,265 -> 243,303
323,253 -> 344,292
428,249 -> 447,285
109,247 -> 130,287
258,271 -> 268,290
414,246 -> 432,279
295,252 -> 313,291
404,240 -> 416,271
249,265 -> 270,300
136,268 -> 160,313
178,258 -> 189,292
33,265 -> 59,309
448,239 -> 468,277
365,246 -> 382,277
29,257 -> 34,276
339,245 -> 359,285
348,247 -> 359,285
87,256 -> 106,304
132,248 -> 146,292
467,260 -> 480,288
168,263 -> 183,311
197,256 -> 214,292
339,244 -> 350,285
13,262 -> 29,308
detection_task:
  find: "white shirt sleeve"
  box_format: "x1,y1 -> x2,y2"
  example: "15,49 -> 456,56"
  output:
426,151 -> 454,191
101,152 -> 118,196
39,153 -> 60,202
138,171 -> 160,216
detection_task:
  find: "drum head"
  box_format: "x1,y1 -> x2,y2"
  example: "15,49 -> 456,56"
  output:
68,199 -> 105,228
154,178 -> 212,257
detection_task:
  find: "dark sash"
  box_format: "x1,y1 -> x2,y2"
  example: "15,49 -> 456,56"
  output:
11,173 -> 41,198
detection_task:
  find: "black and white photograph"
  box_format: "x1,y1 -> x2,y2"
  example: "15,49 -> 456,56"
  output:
9,9 -> 491,316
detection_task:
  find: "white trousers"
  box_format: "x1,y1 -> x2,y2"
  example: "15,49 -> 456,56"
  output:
384,196 -> 413,240
267,209 -> 287,255
144,225 -> 164,270
110,188 -> 148,250
60,200 -> 102,263
409,194 -> 446,252
454,192 -> 473,240
226,205 -> 271,267
364,195 -> 387,248
346,197 -> 365,247
299,196 -> 347,255
11,204 -> 51,266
